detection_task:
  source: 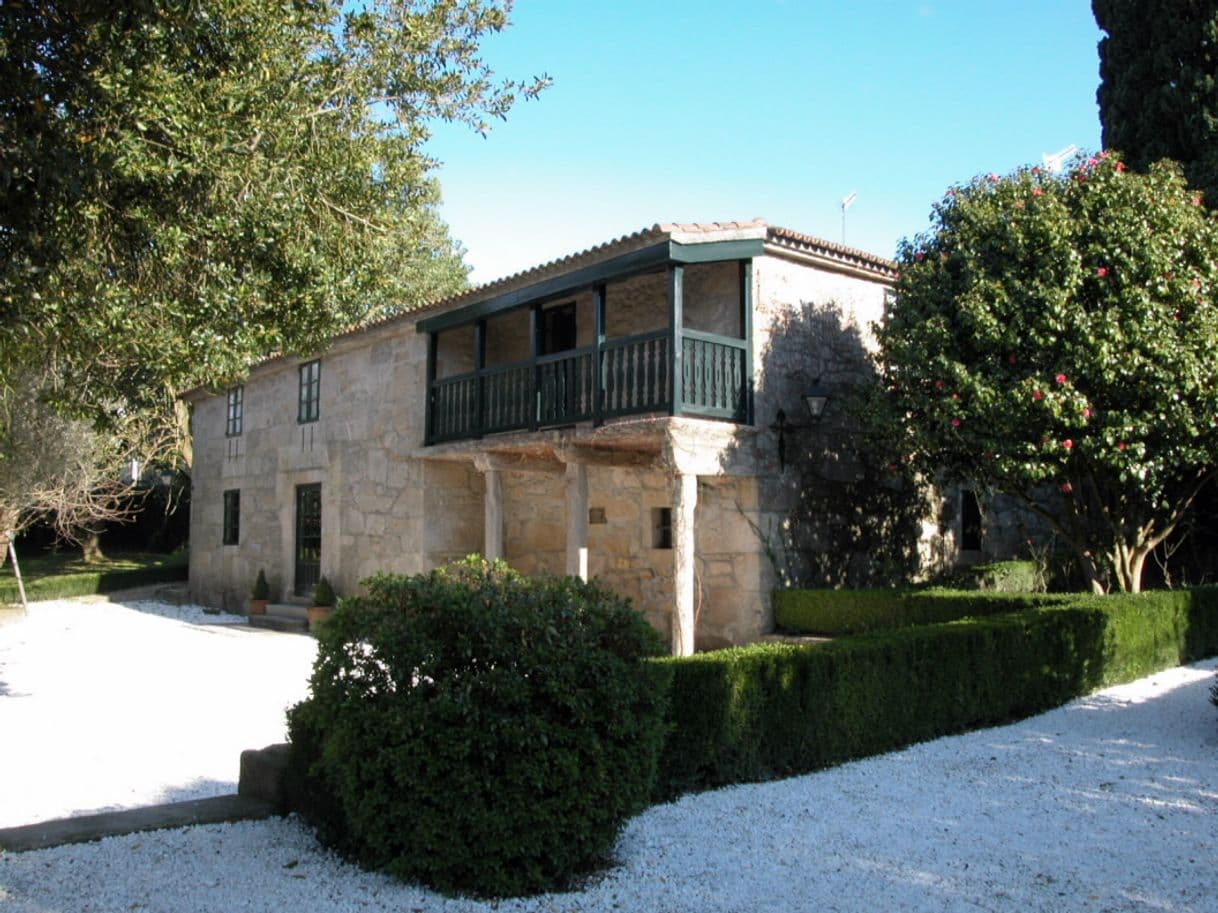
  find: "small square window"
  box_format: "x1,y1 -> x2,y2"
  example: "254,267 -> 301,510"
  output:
298,360 -> 321,424
222,489 -> 240,546
651,507 -> 673,550
226,386 -> 243,437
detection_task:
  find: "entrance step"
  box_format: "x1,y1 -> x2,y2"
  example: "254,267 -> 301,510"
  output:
153,583 -> 191,605
247,612 -> 308,634
264,602 -> 308,621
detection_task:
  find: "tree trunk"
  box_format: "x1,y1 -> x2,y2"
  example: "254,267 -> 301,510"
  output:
81,530 -> 105,564
1112,543 -> 1149,594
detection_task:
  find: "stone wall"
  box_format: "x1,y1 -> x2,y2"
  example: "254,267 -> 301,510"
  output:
189,242 -> 938,646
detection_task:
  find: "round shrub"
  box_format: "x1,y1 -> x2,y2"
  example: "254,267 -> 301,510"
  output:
287,557 -> 669,898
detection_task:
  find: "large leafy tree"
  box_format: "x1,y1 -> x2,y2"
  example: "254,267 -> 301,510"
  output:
874,155 -> 1218,593
1095,0 -> 1218,203
0,0 -> 545,423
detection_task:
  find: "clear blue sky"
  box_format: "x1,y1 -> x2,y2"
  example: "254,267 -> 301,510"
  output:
424,1 -> 1104,284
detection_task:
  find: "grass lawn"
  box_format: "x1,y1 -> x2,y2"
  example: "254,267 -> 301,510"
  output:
0,548 -> 188,605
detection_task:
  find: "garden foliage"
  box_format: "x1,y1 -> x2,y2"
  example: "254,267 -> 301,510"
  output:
875,154 -> 1218,593
658,587 -> 1218,798
774,588 -> 1066,636
287,558 -> 668,898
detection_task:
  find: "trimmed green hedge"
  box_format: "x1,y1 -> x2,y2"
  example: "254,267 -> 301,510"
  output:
774,587 -> 1069,635
0,560 -> 187,604
656,587 -> 1218,799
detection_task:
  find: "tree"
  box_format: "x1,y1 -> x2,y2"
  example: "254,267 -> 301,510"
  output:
0,0 -> 546,425
1095,0 -> 1218,203
0,371 -> 139,567
873,154 -> 1218,593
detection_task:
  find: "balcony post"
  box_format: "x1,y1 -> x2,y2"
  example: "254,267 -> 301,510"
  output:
474,318 -> 486,438
424,331 -> 437,445
593,283 -> 606,426
740,259 -> 754,424
565,461 -> 589,580
672,471 -> 697,656
669,264 -> 684,415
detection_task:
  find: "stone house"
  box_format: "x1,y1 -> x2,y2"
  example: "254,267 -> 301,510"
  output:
185,220 -> 964,654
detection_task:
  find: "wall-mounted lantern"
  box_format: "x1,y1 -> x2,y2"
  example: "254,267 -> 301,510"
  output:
770,379 -> 832,471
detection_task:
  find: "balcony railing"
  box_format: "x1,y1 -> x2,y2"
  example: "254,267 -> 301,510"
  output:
426,329 -> 749,444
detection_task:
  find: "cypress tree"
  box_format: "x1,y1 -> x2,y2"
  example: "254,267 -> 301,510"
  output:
1094,0 -> 1218,201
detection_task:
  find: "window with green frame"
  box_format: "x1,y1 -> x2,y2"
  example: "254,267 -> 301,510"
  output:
222,489 -> 240,545
298,360 -> 321,423
226,386 -> 243,437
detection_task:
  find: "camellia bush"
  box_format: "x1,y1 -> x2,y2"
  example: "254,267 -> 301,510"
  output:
874,154 -> 1218,593
287,558 -> 669,898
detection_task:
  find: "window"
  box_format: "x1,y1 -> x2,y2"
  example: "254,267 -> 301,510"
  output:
961,488 -> 982,552
651,507 -> 673,550
540,302 -> 577,354
225,386 -> 243,437
222,489 -> 240,545
298,360 -> 321,423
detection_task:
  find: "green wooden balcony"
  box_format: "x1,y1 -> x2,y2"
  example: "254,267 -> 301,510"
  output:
426,328 -> 750,444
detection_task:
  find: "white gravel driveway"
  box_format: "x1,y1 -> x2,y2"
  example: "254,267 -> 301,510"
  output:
1,596 -> 1216,912
0,596 -> 317,828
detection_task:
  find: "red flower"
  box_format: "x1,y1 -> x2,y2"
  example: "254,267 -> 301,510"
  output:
1195,194 -> 1204,206
951,418 -> 962,428
1060,482 -> 1074,494
1008,354 -> 1018,365
1033,389 -> 1045,401
935,379 -> 946,390
1062,439 -> 1074,450
1114,161 -> 1126,173
1096,266 -> 1109,277
915,251 -> 925,262
984,450 -> 995,458
1117,441 -> 1127,451
1082,407 -> 1094,419
1055,373 -> 1069,385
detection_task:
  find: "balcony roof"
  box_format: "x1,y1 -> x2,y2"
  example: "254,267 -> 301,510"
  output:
414,220 -> 897,334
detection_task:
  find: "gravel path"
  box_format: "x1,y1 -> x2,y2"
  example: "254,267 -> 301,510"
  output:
0,596 -> 316,828
1,598 -> 1216,912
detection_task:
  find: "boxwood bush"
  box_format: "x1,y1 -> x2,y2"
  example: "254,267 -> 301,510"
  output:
286,558 -> 669,899
774,587 -> 1067,635
658,587 -> 1218,798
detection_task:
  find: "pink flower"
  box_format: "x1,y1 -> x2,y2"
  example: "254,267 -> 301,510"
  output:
1087,157 -> 1099,167
1195,194 -> 1204,206
1033,389 -> 1045,401
915,251 -> 925,262
1117,442 -> 1127,451
988,173 -> 1000,182
1055,373 -> 1069,385
1032,187 -> 1045,197
1082,407 -> 1094,419
1060,482 -> 1074,494
1114,161 -> 1126,173
935,379 -> 946,390
951,418 -> 962,428
1195,278 -> 1203,289
1096,266 -> 1109,277
1099,151 -> 1110,159
952,393 -> 961,400
1031,166 -> 1042,175
1062,439 -> 1074,450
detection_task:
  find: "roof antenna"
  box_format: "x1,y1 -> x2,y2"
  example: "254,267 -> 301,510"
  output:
1041,144 -> 1079,174
840,192 -> 857,244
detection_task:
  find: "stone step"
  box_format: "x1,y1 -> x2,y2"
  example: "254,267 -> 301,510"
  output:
247,613 -> 309,634
265,602 -> 309,621
154,583 -> 191,606
0,795 -> 277,853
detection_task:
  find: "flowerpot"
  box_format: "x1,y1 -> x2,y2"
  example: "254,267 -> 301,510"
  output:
308,605 -> 331,631
249,599 -> 268,616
